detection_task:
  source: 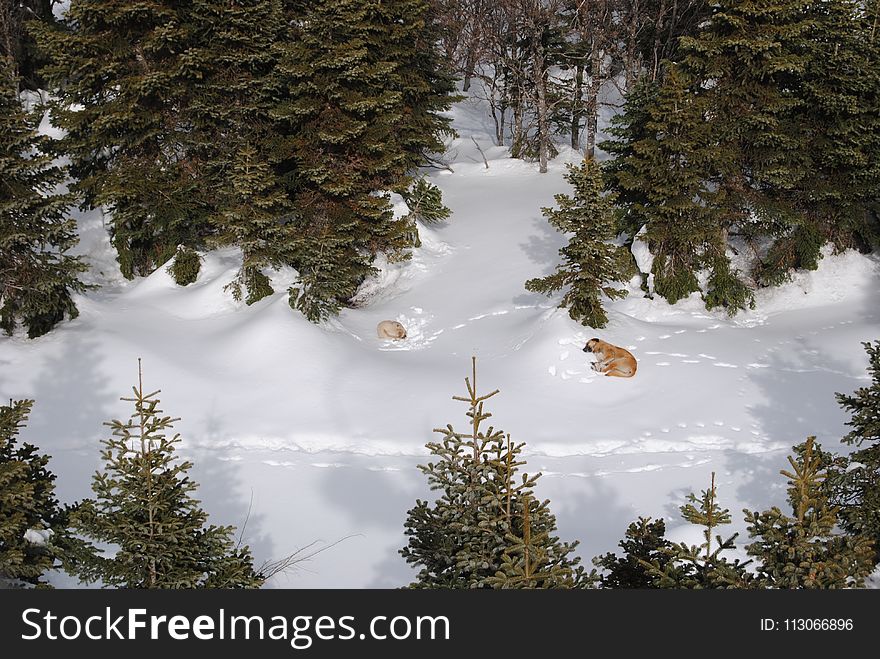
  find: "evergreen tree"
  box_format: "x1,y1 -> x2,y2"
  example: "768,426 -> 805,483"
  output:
647,473 -> 753,588
274,0 -> 454,321
603,67 -> 752,312
181,0 -> 293,305
833,341 -> 880,563
0,60 -> 86,338
592,517 -> 682,588
401,358 -> 589,588
486,493 -> 586,588
745,437 -> 875,588
1,0 -> 58,92
525,157 -> 631,328
678,0 -> 880,287
71,362 -> 263,588
794,0 -> 880,254
0,399 -> 72,587
33,1 -> 208,280
400,177 -> 452,250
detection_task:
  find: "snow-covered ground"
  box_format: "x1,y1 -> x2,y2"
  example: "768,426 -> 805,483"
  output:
3,87 -> 879,588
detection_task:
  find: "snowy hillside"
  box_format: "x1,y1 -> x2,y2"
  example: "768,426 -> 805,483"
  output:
2,88 -> 879,588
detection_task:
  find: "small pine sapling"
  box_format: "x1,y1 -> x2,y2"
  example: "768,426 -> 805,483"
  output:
833,341 -> 880,563
648,473 -> 753,588
745,436 -> 875,588
71,361 -> 264,588
167,246 -> 202,286
525,158 -> 630,328
593,517 -> 682,588
401,358 -> 589,588
0,399 -> 88,586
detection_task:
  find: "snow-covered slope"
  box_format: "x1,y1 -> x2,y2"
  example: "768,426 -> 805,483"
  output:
2,89 -> 878,588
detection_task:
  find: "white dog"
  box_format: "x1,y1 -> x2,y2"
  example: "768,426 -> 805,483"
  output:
377,320 -> 407,340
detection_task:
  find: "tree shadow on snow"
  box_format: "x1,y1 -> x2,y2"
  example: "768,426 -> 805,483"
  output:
316,457 -> 425,588
548,471 -> 637,572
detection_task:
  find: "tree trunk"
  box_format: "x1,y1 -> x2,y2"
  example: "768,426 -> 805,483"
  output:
533,43 -> 549,173
585,46 -> 602,159
462,47 -> 476,92
570,62 -> 583,149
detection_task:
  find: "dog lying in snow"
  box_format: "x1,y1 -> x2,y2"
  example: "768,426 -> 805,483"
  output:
377,320 -> 407,340
583,338 -> 637,378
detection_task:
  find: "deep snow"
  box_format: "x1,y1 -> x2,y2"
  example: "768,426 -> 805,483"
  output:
2,87 -> 879,588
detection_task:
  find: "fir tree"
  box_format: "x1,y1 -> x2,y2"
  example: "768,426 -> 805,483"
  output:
71,361 -> 263,588
181,0 -> 293,304
166,245 -> 201,287
678,0 -> 877,287
33,1 -> 208,279
401,358 -> 589,588
0,60 -> 87,338
833,341 -> 880,563
400,177 -> 452,249
274,0 -> 455,321
0,399 -> 72,587
794,0 -> 880,254
592,517 -> 682,589
486,493 -> 586,588
602,68 -> 753,312
745,437 -> 875,588
647,473 -> 753,588
525,157 -> 630,328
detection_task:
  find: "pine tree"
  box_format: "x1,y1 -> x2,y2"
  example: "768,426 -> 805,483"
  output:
794,0 -> 880,254
181,0 -> 294,305
401,358 -> 589,588
525,157 -> 631,328
678,0 -> 857,288
399,178 -> 452,250
602,68 -> 752,312
833,341 -> 880,563
0,60 -> 87,338
647,473 -> 753,588
0,400 -> 70,586
593,517 -> 683,588
745,437 -> 875,588
273,0 -> 455,321
486,493 -> 586,588
32,1 -> 208,280
71,362 -> 263,588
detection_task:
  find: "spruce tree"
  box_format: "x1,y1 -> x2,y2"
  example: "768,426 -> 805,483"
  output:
745,437 -> 875,588
833,341 -> 880,563
525,157 -> 630,328
400,177 -> 452,249
486,493 -> 587,588
647,473 -> 753,588
678,0 -> 871,287
602,68 -> 752,312
0,399 -> 70,586
274,0 -> 454,321
593,517 -> 683,588
0,59 -> 86,338
181,0 -> 294,305
401,358 -> 589,588
71,362 -> 263,588
794,0 -> 880,254
33,1 -> 208,280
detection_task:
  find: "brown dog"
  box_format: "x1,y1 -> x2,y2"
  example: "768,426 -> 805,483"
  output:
583,338 -> 637,378
377,320 -> 407,340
